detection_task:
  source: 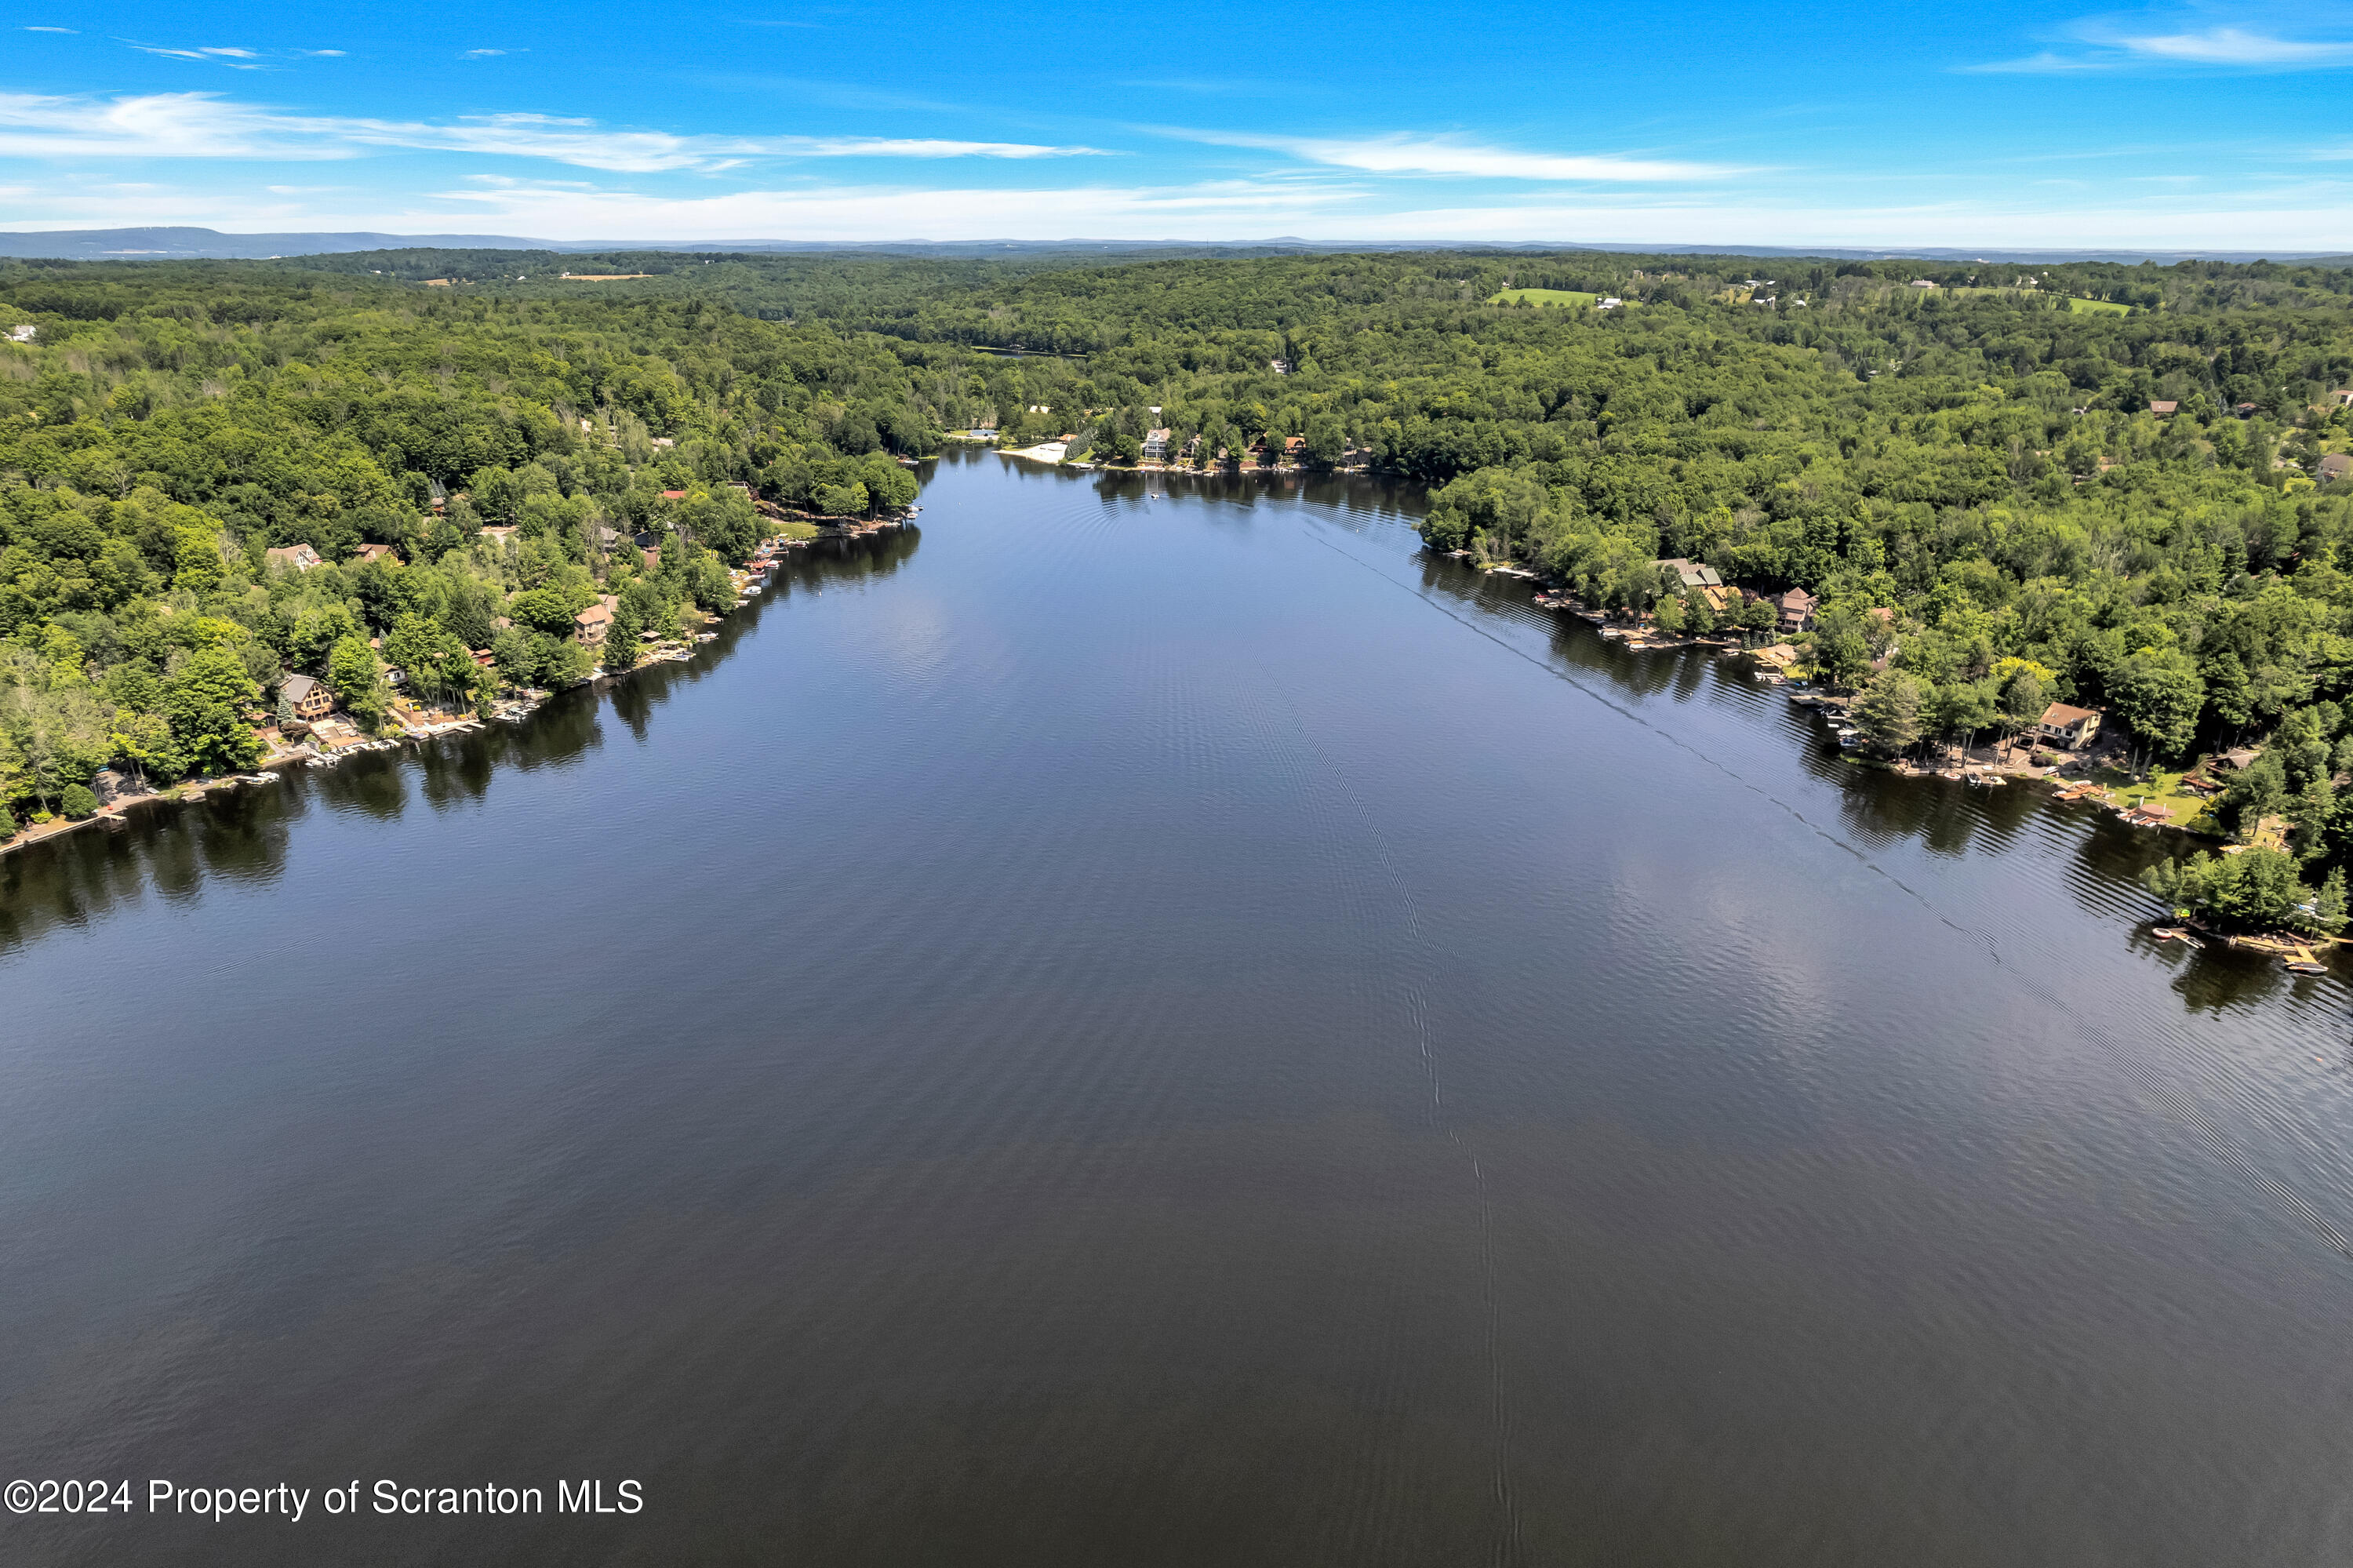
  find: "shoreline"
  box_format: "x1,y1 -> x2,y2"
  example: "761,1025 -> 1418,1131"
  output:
1494,560 -> 2343,973
0,515 -> 916,862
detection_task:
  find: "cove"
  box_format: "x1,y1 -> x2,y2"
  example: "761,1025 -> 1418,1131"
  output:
4,449 -> 2352,1567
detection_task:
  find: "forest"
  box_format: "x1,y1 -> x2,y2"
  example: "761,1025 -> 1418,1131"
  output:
6,246 -> 2353,928
0,263 -> 930,839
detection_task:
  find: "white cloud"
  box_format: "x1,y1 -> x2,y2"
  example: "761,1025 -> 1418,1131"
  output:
459,49 -> 510,58
198,46 -> 260,57
414,176 -> 1362,238
1962,51 -> 2113,74
1169,129 -> 1732,182
0,93 -> 1107,171
2110,27 -> 2353,64
23,25 -> 77,32
303,49 -> 347,56
0,170 -> 2348,251
1969,24 -> 2353,73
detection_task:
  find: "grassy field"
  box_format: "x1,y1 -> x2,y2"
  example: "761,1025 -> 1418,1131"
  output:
2063,297 -> 2133,315
1489,288 -> 1599,308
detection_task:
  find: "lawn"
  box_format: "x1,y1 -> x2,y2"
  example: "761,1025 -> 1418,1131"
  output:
1490,288 -> 1598,308
2081,763 -> 2220,831
2063,297 -> 2133,315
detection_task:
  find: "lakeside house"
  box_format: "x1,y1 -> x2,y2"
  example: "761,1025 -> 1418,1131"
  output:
2035,702 -> 2103,749
1659,557 -> 1744,615
479,525 -> 519,545
2318,454 -> 2351,484
263,543 -> 323,573
7,324 -> 35,343
1773,587 -> 1818,632
574,599 -> 616,647
351,543 -> 398,564
280,674 -> 334,722
1142,427 -> 1172,461
2148,400 -> 2179,415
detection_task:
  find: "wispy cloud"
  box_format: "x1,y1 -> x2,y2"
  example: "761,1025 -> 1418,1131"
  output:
1166,129 -> 1733,182
1967,22 -> 2353,73
0,92 -> 1109,172
23,25 -> 76,32
418,176 -> 1364,238
2111,27 -> 2353,64
1963,50 -> 2114,74
5,174 -> 2347,251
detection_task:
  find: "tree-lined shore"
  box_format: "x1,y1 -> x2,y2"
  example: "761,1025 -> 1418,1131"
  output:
7,248 -> 2353,934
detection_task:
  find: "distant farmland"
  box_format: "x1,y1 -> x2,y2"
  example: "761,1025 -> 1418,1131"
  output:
1489,287 -> 1598,308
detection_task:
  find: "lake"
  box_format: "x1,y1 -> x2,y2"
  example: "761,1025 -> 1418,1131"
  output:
5,449 -> 2351,1566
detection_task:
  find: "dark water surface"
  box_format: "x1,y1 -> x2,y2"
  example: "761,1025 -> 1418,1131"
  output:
5,451 -> 2353,1566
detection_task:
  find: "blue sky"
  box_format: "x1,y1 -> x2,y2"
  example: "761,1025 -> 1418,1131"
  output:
5,1 -> 2352,249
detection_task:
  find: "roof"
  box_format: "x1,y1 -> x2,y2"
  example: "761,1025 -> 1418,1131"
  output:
2038,702 -> 2099,727
1866,606 -> 1896,622
352,543 -> 395,560
2318,453 -> 2352,479
575,604 -> 613,627
281,675 -> 323,702
1659,558 -> 1722,589
2219,746 -> 2260,769
660,489 -> 688,500
1776,587 -> 1817,609
2148,400 -> 2179,414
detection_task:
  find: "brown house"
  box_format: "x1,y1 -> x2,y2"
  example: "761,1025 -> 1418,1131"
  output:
2317,453 -> 2352,483
2148,400 -> 2179,415
574,603 -> 614,646
1773,587 -> 1818,633
263,543 -> 322,573
2036,702 -> 2103,749
280,674 -> 334,722
351,542 -> 398,564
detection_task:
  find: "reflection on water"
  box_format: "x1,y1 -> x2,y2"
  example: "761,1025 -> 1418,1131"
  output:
1,455 -> 2336,1031
0,461 -> 2330,1027
8,451 -> 2353,1568
0,526 -> 919,955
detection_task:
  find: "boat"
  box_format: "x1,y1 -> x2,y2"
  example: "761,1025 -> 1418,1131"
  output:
2286,960 -> 2329,976
2151,926 -> 2200,944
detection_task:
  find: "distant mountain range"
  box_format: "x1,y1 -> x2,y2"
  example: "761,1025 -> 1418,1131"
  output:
0,226 -> 2343,266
